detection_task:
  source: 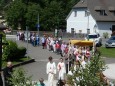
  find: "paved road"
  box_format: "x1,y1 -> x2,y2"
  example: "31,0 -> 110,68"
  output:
13,40 -> 61,81
6,35 -> 115,84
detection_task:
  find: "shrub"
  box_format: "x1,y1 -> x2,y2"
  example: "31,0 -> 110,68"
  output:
3,40 -> 18,61
9,67 -> 36,86
17,47 -> 27,58
3,40 -> 26,61
67,55 -> 107,86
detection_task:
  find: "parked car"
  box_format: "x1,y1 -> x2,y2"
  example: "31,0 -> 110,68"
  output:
105,36 -> 115,48
85,33 -> 102,47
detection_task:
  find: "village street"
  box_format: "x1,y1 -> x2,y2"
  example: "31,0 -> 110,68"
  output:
7,35 -> 115,85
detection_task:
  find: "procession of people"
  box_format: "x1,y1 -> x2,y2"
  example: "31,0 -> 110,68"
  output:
15,32 -> 114,86
37,34 -> 93,86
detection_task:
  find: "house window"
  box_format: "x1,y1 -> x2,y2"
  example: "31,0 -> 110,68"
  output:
100,10 -> 107,16
114,12 -> 115,16
79,30 -> 82,33
85,11 -> 88,17
87,29 -> 90,34
85,10 -> 90,17
74,11 -> 77,17
109,11 -> 115,16
71,28 -> 74,33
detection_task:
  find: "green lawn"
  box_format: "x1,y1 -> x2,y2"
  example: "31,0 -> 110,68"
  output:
99,47 -> 115,58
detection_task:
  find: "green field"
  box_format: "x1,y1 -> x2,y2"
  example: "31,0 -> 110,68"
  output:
99,47 -> 115,58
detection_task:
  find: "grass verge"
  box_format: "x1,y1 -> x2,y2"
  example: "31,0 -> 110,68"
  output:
99,47 -> 115,58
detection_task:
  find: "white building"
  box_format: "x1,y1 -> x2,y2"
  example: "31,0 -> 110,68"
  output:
66,0 -> 115,37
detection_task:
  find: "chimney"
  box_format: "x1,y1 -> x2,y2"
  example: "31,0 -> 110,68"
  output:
81,0 -> 85,3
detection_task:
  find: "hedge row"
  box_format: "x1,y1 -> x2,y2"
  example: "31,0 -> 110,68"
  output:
3,40 -> 27,61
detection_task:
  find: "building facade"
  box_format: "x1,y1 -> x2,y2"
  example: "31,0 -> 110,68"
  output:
66,0 -> 115,37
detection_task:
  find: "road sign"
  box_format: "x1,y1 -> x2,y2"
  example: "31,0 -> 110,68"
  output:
37,24 -> 40,28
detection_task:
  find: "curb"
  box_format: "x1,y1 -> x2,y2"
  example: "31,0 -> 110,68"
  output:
12,58 -> 35,68
2,59 -> 35,70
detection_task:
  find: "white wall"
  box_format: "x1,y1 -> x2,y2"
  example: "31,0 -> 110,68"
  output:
66,8 -> 96,34
97,22 -> 115,37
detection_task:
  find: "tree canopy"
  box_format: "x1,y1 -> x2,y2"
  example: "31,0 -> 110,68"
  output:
3,0 -> 79,31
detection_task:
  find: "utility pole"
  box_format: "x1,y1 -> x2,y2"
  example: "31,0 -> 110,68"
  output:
26,26 -> 29,58
37,14 -> 40,35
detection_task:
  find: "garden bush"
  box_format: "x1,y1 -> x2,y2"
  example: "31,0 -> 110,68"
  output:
9,67 -> 36,86
16,47 -> 27,58
3,40 -> 18,60
3,40 -> 26,61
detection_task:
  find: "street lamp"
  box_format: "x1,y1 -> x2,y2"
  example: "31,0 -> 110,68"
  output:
26,26 -> 29,59
37,14 -> 40,36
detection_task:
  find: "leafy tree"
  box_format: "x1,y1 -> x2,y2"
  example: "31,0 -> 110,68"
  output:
9,67 -> 36,86
40,0 -> 64,31
4,0 -> 80,31
5,0 -> 41,30
0,0 -> 12,11
25,2 -> 40,30
67,55 -> 107,86
25,0 -> 46,8
5,0 -> 26,30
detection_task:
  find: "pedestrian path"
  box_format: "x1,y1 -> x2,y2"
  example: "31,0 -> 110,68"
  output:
103,63 -> 115,80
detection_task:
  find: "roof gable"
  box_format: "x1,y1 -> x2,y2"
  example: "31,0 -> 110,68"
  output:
73,0 -> 87,8
88,0 -> 115,21
72,0 -> 115,22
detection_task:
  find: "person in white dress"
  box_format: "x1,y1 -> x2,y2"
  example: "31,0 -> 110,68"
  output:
46,56 -> 56,86
57,58 -> 66,80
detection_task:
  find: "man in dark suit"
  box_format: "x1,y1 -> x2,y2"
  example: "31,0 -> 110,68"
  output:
3,61 -> 13,86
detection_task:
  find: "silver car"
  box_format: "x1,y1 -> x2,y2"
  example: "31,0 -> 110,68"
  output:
105,36 -> 115,48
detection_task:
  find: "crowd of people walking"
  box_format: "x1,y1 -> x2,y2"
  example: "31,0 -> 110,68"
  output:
16,31 -> 93,85
16,32 -> 114,86
16,30 -> 40,47
36,34 -> 94,86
